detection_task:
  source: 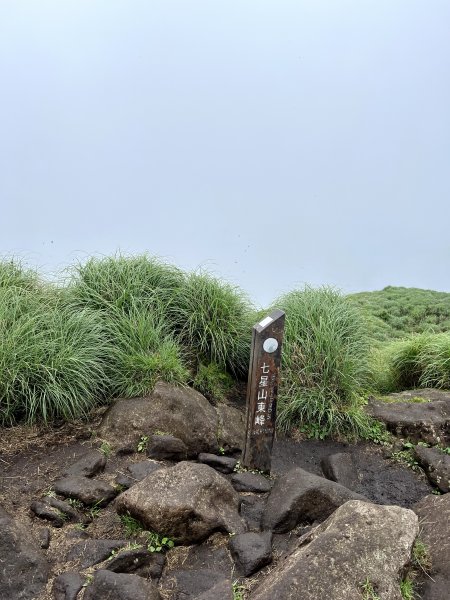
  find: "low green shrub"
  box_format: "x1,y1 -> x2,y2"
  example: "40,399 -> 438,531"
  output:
193,362 -> 233,403
275,286 -> 373,439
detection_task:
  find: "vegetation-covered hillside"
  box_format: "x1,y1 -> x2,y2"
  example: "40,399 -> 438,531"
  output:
349,286 -> 450,341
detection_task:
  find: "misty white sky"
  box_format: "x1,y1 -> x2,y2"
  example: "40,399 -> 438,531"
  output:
1,1 -> 449,306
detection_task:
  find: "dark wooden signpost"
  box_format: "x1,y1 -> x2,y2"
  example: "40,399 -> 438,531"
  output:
242,309 -> 285,473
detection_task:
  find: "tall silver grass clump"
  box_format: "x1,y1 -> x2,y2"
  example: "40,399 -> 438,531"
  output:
388,332 -> 450,389
106,302 -> 190,398
67,254 -> 185,315
0,285 -> 110,424
276,286 -> 373,439
170,271 -> 253,375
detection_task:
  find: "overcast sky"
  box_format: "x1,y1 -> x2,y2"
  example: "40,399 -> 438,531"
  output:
1,1 -> 449,306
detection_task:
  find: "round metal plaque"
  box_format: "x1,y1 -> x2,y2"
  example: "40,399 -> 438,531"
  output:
263,337 -> 278,353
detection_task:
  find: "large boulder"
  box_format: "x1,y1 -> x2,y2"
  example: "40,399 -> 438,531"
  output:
98,382 -> 220,455
262,467 -> 367,533
413,493 -> 450,600
367,390 -> 450,444
116,462 -> 246,544
250,500 -> 418,600
414,446 -> 450,493
0,506 -> 49,599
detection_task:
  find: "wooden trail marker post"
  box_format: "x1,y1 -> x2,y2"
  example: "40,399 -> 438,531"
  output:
242,309 -> 285,473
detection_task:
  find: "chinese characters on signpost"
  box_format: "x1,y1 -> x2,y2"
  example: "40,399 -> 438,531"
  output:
242,309 -> 285,473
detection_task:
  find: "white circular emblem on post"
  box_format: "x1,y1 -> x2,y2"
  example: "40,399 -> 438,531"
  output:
263,338 -> 278,353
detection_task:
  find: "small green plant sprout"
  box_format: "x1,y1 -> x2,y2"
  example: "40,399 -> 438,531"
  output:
390,443 -> 421,472
120,512 -> 145,536
43,487 -> 56,498
137,435 -> 149,453
364,420 -> 392,445
87,499 -> 103,520
442,446 -> 450,455
232,579 -> 245,600
412,539 -> 432,575
400,576 -> 415,600
146,531 -> 175,553
73,523 -> 87,531
360,578 -> 381,600
99,441 -> 112,457
219,446 -> 226,455
68,498 -> 84,510
82,574 -> 94,587
114,483 -> 127,493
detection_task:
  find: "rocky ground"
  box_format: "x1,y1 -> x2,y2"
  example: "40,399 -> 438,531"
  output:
1,383 -> 449,600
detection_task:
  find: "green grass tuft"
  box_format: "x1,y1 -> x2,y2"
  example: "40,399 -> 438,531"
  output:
275,286 -> 374,439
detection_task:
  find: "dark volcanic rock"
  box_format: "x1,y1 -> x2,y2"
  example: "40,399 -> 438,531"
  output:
250,500 -> 418,600
367,391 -> 450,444
39,527 -> 51,549
0,506 -> 49,599
98,382 -> 220,455
30,500 -> 67,527
62,450 -> 106,478
106,547 -> 165,579
66,538 -> 128,568
232,472 -> 272,493
262,467 -> 367,533
147,434 -> 188,461
414,493 -> 450,600
166,568 -> 227,599
240,495 -> 266,531
116,462 -> 245,544
196,579 -> 233,600
321,452 -> 358,490
216,403 -> 245,453
198,452 -> 238,474
229,531 -> 272,576
415,446 -> 450,493
116,460 -> 162,489
53,476 -> 116,506
52,571 -> 84,600
83,569 -> 161,600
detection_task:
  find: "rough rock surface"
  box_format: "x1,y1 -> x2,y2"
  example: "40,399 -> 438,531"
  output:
116,462 -> 246,544
66,538 -> 128,568
229,531 -> 272,576
106,547 -> 165,579
147,434 -> 188,461
116,460 -> 162,489
262,467 -> 366,532
165,568 -> 228,599
413,493 -> 450,600
367,390 -> 450,444
321,452 -> 358,490
232,472 -> 272,493
53,476 -> 116,506
216,403 -> 245,453
195,578 -> 233,600
197,452 -> 238,473
99,382 -> 220,455
414,446 -> 450,492
0,506 -> 49,599
251,500 -> 418,600
62,450 -> 106,478
83,569 -> 161,600
52,571 -> 85,600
